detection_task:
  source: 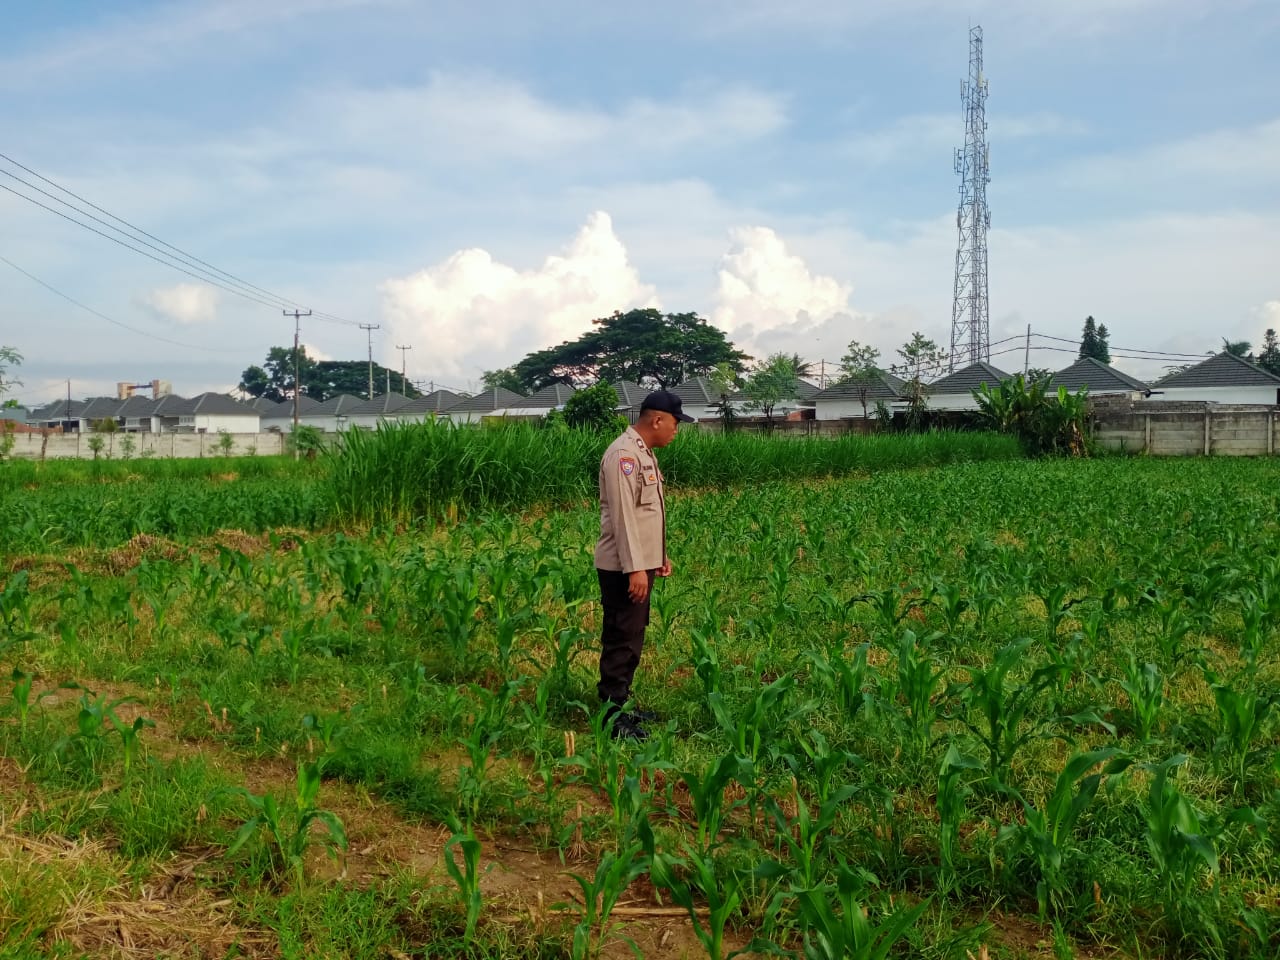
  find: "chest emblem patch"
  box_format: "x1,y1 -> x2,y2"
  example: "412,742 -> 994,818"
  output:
619,456 -> 636,476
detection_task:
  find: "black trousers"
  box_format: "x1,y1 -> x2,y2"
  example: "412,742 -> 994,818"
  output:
596,568 -> 655,707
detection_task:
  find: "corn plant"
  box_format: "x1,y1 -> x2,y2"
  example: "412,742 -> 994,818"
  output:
952,638 -> 1100,791
440,565 -> 481,667
1205,670 -> 1277,786
1117,655 -> 1164,743
886,629 -> 948,761
649,845 -> 746,960
0,570 -> 37,641
937,744 -> 982,891
793,867 -> 927,960
1141,755 -> 1222,946
998,747 -> 1132,918
456,680 -> 520,821
760,777 -> 858,893
224,759 -> 348,886
690,627 -> 725,701
442,816 -> 490,940
804,642 -> 869,721
677,750 -> 751,854
568,837 -> 648,960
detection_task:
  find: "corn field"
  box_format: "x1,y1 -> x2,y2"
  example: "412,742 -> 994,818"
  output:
2,443 -> 1279,958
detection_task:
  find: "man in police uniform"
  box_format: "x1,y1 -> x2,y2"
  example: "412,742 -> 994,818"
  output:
594,389 -> 694,740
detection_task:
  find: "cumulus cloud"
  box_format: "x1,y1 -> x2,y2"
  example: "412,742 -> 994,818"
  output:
380,212 -> 658,381
139,283 -> 218,326
711,226 -> 889,365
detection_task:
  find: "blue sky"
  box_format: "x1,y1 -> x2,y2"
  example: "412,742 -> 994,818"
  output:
3,0 -> 1278,404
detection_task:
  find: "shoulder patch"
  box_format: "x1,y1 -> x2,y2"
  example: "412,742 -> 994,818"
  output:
619,456 -> 636,476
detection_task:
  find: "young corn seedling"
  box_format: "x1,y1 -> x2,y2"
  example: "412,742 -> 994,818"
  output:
1205,669 -> 1276,787
690,627 -> 725,701
224,759 -> 348,887
568,836 -> 648,960
952,638 -> 1101,793
760,776 -> 858,893
649,844 -> 746,960
443,816 -> 490,940
803,643 -> 869,721
677,750 -> 751,854
889,629 -> 948,762
457,680 -> 520,821
1117,655 -> 1164,743
998,747 -> 1131,919
1141,754 -> 1223,946
793,867 -> 927,960
937,744 -> 982,892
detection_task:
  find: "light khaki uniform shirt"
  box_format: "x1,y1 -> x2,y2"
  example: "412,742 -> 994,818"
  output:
593,426 -> 667,574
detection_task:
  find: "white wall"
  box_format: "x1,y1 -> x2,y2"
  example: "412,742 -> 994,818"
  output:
195,414 -> 261,433
1156,385 -> 1280,405
813,399 -> 876,420
6,431 -> 289,460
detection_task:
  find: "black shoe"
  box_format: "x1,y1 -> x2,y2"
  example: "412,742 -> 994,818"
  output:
609,713 -> 649,741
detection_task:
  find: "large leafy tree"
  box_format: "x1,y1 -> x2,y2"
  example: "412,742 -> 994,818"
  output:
891,333 -> 947,429
1257,329 -> 1280,376
838,339 -> 882,419
240,347 -> 420,402
509,308 -> 750,391
742,353 -> 806,426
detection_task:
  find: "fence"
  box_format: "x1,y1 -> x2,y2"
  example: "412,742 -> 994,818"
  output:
1090,399 -> 1279,456
5,431 -> 291,461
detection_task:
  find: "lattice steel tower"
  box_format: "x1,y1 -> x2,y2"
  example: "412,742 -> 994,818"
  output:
949,25 -> 991,371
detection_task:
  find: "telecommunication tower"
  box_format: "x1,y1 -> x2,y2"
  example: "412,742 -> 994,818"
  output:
949,25 -> 991,371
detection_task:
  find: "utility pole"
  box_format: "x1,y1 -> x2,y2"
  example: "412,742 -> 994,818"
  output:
360,323 -> 380,399
396,344 -> 412,396
1023,323 -> 1031,376
283,310 -> 311,439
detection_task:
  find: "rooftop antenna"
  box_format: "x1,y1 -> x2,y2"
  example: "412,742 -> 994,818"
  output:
949,24 -> 991,371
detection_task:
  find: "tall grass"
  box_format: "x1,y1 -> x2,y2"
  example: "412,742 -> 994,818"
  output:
326,419 -> 1023,527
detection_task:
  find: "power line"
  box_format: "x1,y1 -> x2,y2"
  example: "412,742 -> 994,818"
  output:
0,152 -> 357,327
0,252 -> 240,354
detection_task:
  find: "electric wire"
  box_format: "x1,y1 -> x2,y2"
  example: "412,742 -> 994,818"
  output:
0,253 -> 241,354
0,152 -> 357,326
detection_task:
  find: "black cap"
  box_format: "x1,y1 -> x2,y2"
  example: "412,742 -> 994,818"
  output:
640,389 -> 695,423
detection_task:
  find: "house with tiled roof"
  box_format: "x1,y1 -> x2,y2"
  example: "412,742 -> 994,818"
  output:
925,362 -> 1013,411
806,371 -> 907,420
345,393 -> 415,429
1047,357 -> 1148,397
399,389 -> 464,422
159,393 -> 261,434
609,381 -> 648,418
1152,352 -> 1280,405
671,376 -> 728,420
260,395 -> 321,433
301,394 -> 364,432
28,398 -> 85,430
523,382 -> 577,411
442,387 -> 527,424
76,396 -> 125,433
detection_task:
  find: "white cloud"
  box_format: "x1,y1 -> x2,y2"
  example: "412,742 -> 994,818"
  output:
139,283 -> 218,326
1254,301 -> 1280,331
379,212 -> 658,380
320,74 -> 787,168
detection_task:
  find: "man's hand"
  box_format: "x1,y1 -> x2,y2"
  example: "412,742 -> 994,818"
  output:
657,559 -> 673,578
628,570 -> 650,603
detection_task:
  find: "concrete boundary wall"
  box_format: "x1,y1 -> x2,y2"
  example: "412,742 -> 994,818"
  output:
6,431 -> 291,461
1091,400 -> 1279,456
